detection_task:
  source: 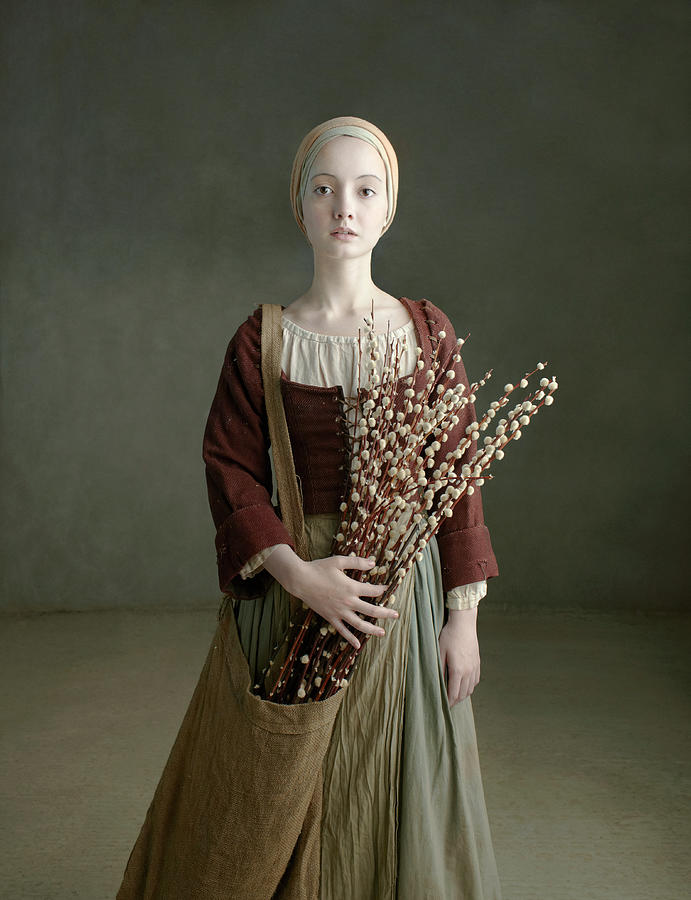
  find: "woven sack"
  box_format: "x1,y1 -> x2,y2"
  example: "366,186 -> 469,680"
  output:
116,304 -> 345,899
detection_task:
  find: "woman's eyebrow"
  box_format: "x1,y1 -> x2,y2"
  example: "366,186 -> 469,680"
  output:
310,173 -> 383,182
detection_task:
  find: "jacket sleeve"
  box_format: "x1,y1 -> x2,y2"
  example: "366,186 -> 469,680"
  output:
425,302 -> 499,593
202,310 -> 296,599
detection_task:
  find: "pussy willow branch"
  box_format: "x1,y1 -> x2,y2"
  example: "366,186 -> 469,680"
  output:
259,307 -> 558,703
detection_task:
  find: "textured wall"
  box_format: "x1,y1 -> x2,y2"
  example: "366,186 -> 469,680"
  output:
2,0 -> 688,611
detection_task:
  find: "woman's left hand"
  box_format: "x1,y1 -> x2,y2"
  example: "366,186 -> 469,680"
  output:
438,608 -> 480,708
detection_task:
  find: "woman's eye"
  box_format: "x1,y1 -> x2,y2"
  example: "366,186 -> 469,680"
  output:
314,185 -> 375,196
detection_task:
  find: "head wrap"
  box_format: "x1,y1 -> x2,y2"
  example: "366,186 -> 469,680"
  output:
289,115 -> 399,243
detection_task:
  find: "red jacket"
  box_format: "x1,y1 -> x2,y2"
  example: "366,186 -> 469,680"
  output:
202,297 -> 499,600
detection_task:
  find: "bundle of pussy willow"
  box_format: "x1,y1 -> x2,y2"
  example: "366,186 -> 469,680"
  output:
255,309 -> 558,704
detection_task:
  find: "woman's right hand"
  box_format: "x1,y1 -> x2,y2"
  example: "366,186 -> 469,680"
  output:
264,547 -> 399,650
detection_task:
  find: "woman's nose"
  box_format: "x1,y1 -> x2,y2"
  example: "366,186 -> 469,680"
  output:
333,193 -> 356,220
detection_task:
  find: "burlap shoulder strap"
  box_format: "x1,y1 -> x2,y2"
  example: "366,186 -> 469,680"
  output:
260,304 -> 310,570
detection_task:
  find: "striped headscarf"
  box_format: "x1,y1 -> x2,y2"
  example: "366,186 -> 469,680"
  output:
289,115 -> 399,243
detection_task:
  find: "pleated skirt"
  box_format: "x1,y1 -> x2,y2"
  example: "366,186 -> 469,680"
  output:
233,513 -> 503,900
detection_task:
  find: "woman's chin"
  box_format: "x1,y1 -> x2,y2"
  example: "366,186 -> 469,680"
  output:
315,242 -> 373,260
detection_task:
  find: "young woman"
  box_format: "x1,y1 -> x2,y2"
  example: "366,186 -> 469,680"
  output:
203,116 -> 502,898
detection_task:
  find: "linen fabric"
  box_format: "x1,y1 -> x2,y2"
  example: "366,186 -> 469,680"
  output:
116,593 -> 345,900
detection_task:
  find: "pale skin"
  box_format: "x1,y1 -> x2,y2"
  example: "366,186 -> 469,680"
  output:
262,134 -> 480,708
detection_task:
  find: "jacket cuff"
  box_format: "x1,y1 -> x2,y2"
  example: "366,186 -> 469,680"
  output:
215,504 -> 296,600
436,524 -> 499,594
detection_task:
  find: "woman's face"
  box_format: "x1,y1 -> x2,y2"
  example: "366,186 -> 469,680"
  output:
301,135 -> 389,257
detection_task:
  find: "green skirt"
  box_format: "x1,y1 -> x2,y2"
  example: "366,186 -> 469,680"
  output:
233,513 -> 503,900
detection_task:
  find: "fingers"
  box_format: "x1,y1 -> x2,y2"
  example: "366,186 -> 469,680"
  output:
334,558 -> 393,605
353,597 -> 399,620
342,609 -> 387,639
334,621 -> 361,651
447,665 -> 462,707
331,599 -> 398,649
338,555 -> 376,572
447,668 -> 480,707
354,579 -> 388,598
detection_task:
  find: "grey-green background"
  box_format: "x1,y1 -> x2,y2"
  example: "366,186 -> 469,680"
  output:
2,0 -> 688,613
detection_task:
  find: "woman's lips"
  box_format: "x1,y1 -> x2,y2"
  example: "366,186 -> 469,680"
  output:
330,231 -> 357,241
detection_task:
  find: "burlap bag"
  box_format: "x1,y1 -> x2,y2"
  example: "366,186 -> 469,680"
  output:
116,305 -> 345,898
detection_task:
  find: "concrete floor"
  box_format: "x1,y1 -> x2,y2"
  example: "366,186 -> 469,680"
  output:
0,607 -> 689,899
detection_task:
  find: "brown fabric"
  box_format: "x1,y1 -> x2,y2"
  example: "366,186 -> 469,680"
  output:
202,297 -> 499,595
118,301 -> 346,899
260,303 -> 310,618
116,605 -> 344,899
202,307 -> 297,599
